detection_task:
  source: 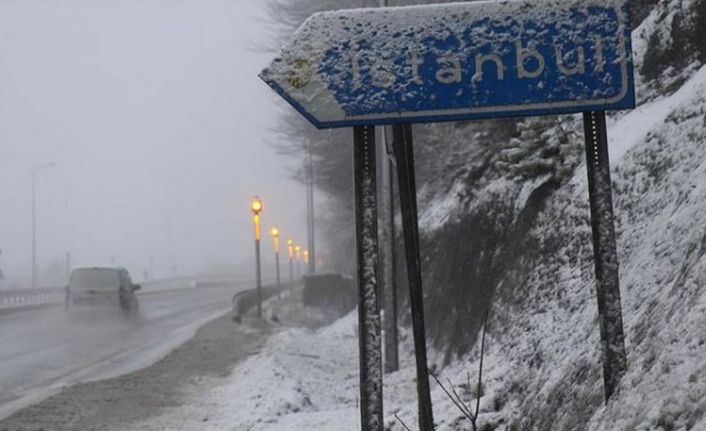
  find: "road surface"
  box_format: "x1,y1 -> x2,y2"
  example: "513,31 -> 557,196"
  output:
0,281 -> 247,420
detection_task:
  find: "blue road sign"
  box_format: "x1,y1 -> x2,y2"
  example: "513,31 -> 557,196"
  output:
260,0 -> 635,129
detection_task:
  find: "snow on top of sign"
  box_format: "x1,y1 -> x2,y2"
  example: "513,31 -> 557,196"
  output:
270,0 -> 622,76
288,0 -> 624,47
260,0 -> 632,127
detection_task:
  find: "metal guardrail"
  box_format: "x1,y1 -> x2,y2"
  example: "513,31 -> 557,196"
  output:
231,283 -> 290,322
0,288 -> 65,310
0,276 -> 251,312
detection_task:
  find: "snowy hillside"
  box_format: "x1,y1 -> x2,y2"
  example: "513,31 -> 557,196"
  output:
475,62 -> 706,430
407,2 -> 706,428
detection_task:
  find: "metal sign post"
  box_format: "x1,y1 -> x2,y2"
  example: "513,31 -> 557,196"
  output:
384,127 -> 400,374
353,125 -> 384,430
392,123 -> 434,430
380,0 -> 400,379
583,111 -> 627,400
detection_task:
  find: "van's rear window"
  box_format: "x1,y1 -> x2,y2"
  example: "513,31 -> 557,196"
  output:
69,269 -> 120,290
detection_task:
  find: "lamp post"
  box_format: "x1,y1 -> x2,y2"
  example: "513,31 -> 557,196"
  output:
306,141 -> 316,274
287,238 -> 294,285
32,162 -> 55,289
251,196 -> 263,318
0,249 -> 5,282
287,239 -> 294,284
295,245 -> 301,279
65,252 -> 71,284
270,227 -> 281,288
303,249 -> 309,274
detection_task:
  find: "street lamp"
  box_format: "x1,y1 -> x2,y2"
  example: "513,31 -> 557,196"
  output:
251,196 -> 263,318
32,162 -> 55,288
295,245 -> 301,279
270,227 -> 281,289
287,239 -> 294,285
0,249 -> 5,282
303,249 -> 309,274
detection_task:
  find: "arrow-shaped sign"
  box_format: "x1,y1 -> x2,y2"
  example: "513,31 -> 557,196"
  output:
260,0 -> 635,129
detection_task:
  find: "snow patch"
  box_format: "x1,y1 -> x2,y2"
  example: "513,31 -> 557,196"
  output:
608,63 -> 706,162
418,181 -> 464,232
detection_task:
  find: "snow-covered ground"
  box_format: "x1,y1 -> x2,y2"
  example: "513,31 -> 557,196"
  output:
130,312 -> 361,431
130,307 -> 507,431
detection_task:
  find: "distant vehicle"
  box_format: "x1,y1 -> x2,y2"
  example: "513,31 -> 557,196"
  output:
65,267 -> 141,315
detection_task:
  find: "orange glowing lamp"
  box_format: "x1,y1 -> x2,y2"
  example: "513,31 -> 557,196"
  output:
251,196 -> 263,240
270,227 -> 280,252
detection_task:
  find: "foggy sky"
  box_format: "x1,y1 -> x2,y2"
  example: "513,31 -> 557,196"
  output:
0,0 -> 308,285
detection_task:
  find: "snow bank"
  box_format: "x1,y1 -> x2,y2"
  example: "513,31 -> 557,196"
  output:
131,314 -> 361,430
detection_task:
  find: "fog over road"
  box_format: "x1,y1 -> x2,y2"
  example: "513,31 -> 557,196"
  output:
0,282 -> 248,420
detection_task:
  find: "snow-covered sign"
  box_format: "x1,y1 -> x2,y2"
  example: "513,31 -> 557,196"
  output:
260,0 -> 635,129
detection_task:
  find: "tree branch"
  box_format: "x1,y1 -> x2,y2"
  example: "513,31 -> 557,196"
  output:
475,308 -> 489,421
429,369 -> 474,423
395,413 -> 413,431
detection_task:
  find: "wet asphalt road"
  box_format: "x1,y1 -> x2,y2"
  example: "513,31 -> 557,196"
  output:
0,281 -> 248,420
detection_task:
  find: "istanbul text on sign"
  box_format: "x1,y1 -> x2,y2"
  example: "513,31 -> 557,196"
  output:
260,0 -> 635,128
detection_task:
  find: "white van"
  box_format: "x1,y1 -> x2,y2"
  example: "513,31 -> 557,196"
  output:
66,267 -> 141,315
